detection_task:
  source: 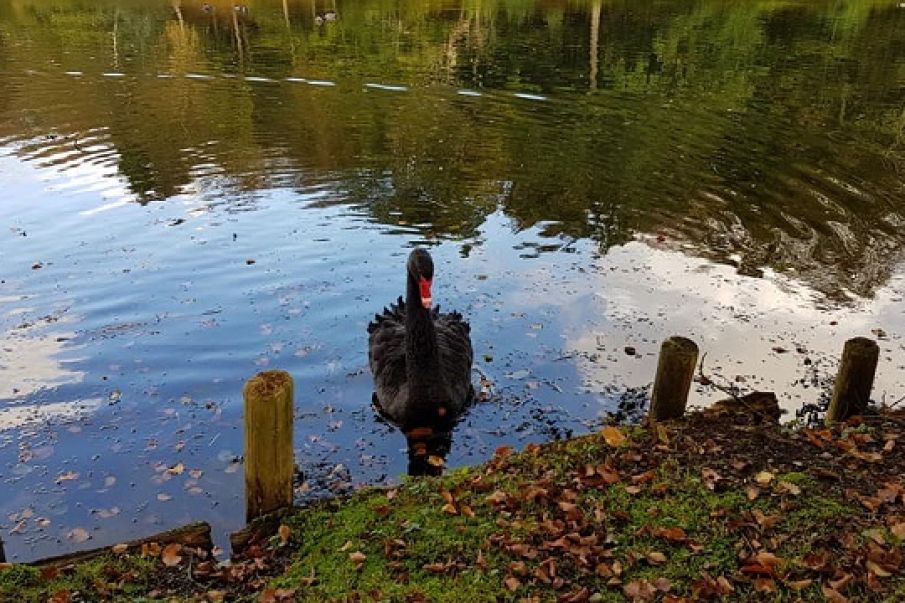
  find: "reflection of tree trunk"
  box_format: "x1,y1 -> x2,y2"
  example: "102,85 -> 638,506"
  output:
283,0 -> 296,63
589,1 -> 600,91
445,16 -> 472,78
232,8 -> 244,64
172,0 -> 184,30
112,9 -> 119,69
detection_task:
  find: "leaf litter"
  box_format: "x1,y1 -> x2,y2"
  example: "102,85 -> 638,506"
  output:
3,404 -> 904,601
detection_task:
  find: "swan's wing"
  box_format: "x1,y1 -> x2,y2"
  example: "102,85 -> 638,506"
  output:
367,297 -> 407,408
435,309 -> 474,405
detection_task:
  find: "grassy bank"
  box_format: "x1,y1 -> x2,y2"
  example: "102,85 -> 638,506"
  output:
3,402 -> 904,602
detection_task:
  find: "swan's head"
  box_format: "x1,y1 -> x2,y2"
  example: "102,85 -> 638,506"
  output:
407,248 -> 434,309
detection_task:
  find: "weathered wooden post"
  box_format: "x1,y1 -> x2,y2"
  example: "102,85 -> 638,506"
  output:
243,370 -> 294,523
0,536 -> 6,563
826,337 -> 879,423
649,336 -> 699,421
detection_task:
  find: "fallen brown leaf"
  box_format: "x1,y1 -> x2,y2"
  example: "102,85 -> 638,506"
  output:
646,551 -> 667,565
161,543 -> 183,567
653,527 -> 688,543
755,471 -> 774,486
602,426 -> 627,447
785,578 -> 813,590
777,481 -> 801,496
891,522 -> 905,539
821,585 -> 848,603
623,579 -> 656,601
278,524 -> 291,545
348,551 -> 367,564
486,490 -> 509,505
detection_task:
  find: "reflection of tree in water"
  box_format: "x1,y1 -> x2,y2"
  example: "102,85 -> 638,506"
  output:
0,0 -> 903,298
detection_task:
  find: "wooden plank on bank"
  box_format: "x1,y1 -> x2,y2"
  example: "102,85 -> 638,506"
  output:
28,521 -> 212,568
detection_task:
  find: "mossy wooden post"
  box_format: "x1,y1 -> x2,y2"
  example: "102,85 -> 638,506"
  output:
244,370 -> 294,523
649,336 -> 699,421
826,337 -> 879,423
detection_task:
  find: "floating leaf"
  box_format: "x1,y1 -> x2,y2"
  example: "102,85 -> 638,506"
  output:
95,506 -> 121,519
56,471 -> 79,484
68,528 -> 90,543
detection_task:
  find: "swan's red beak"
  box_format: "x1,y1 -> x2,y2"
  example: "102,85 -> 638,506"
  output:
419,277 -> 432,309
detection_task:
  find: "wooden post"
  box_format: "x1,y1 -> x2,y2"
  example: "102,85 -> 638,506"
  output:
0,536 -> 6,563
826,337 -> 879,423
649,336 -> 699,421
244,370 -> 294,523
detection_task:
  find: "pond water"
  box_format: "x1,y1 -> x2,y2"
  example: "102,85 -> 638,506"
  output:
1,0 -> 904,562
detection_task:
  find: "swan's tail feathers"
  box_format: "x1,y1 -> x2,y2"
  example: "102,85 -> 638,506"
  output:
367,298 -> 407,334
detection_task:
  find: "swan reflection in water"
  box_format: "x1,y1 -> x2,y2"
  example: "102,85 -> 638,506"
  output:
404,425 -> 453,477
372,394 -> 460,476
367,248 -> 474,476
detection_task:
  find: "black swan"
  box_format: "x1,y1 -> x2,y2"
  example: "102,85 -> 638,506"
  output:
367,249 -> 474,431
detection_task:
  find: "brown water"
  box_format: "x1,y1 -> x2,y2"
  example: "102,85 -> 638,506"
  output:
1,0 -> 904,561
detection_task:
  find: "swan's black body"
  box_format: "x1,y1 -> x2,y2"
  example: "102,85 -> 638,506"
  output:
367,249 -> 474,430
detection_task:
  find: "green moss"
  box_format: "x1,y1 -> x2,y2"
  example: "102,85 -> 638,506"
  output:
776,471 -> 817,487
270,476 -> 519,601
0,555 -> 162,603
0,564 -> 41,591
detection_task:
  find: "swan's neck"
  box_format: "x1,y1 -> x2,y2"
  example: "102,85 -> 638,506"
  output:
405,272 -> 439,402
